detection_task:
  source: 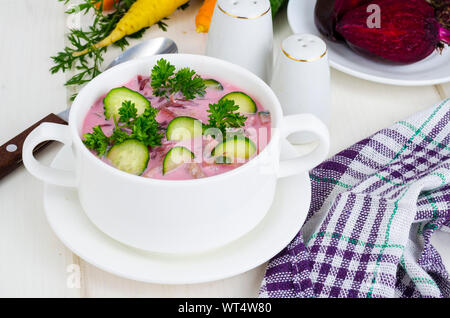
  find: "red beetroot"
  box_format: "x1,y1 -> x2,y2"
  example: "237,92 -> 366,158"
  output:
315,0 -> 369,40
336,0 -> 450,64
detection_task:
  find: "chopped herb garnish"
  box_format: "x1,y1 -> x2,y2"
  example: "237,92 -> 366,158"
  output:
83,125 -> 110,156
83,100 -> 163,155
174,68 -> 208,100
129,106 -> 162,147
118,100 -> 138,123
205,99 -> 248,136
150,58 -> 206,100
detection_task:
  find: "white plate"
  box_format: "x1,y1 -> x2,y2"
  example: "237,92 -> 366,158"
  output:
43,146 -> 311,284
287,0 -> 450,86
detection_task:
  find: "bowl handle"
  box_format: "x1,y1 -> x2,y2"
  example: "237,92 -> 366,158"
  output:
278,114 -> 330,178
22,123 -> 76,187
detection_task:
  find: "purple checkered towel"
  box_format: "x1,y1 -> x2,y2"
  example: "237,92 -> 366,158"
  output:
260,98 -> 450,298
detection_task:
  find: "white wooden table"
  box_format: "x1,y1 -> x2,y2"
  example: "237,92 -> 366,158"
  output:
0,0 -> 449,297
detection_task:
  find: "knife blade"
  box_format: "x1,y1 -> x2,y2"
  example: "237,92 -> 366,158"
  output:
0,109 -> 70,180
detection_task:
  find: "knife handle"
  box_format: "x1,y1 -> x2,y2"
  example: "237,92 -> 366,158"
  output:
0,113 -> 67,181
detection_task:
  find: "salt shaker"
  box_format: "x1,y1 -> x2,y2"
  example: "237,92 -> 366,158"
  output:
271,34 -> 331,144
205,0 -> 273,82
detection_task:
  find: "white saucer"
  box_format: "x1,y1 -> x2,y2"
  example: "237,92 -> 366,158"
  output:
287,0 -> 450,86
43,146 -> 311,284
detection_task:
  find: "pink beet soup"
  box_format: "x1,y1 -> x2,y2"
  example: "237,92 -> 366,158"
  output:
82,75 -> 272,180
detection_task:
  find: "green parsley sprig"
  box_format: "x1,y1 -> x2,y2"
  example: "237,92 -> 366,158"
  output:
205,99 -> 248,136
150,59 -> 206,100
83,100 -> 162,156
83,125 -> 110,156
51,0 -> 167,100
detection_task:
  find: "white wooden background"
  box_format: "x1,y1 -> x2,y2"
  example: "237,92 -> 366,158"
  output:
0,0 -> 448,297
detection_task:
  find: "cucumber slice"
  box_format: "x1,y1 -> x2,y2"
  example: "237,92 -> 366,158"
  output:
215,156 -> 232,164
220,92 -> 257,114
211,136 -> 257,160
166,116 -> 204,141
104,87 -> 150,120
163,146 -> 195,175
204,79 -> 224,90
107,139 -> 149,176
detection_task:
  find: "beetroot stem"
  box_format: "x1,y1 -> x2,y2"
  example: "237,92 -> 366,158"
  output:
440,26 -> 450,43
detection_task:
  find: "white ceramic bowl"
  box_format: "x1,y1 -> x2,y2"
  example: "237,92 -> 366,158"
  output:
23,54 -> 329,254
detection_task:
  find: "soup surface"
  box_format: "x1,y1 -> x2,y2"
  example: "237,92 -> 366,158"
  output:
82,75 -> 272,180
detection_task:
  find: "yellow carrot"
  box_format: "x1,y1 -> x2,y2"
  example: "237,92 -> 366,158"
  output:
74,0 -> 189,56
195,0 -> 216,33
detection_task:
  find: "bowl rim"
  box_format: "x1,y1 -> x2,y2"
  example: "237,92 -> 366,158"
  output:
69,54 -> 283,185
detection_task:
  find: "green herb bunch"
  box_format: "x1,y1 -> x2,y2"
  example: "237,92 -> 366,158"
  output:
50,0 -> 168,100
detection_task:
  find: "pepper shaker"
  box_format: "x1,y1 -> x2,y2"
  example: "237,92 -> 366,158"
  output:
205,0 -> 273,83
271,34 -> 331,144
